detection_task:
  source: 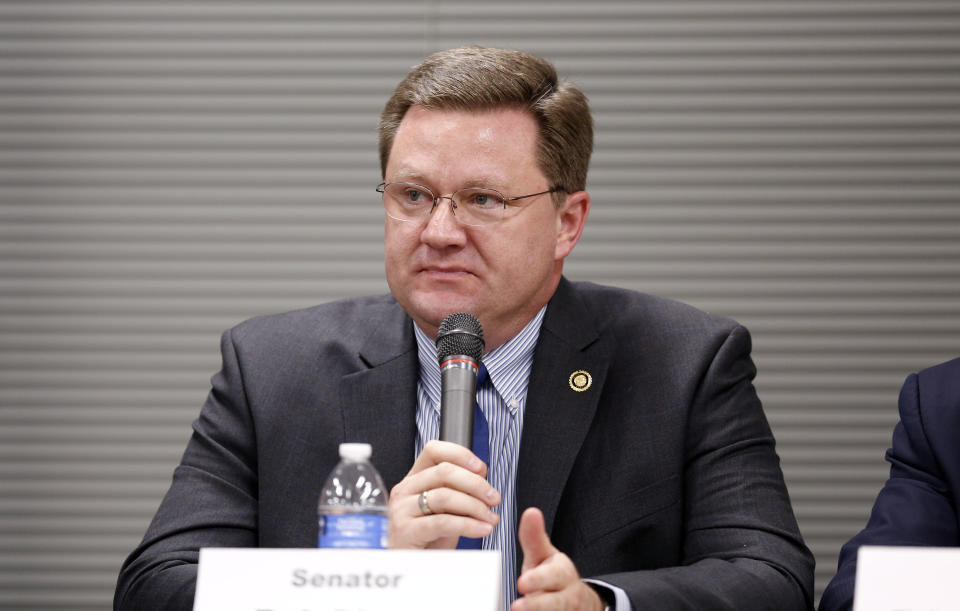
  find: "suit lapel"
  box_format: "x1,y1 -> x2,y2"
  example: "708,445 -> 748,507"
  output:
516,279 -> 612,568
339,302 -> 419,489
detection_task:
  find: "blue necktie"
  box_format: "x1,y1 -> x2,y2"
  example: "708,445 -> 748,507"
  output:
457,364 -> 489,550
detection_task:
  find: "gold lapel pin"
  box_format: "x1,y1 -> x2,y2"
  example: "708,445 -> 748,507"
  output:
568,370 -> 592,392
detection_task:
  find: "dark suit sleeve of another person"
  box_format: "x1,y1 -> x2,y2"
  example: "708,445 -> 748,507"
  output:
818,358 -> 960,611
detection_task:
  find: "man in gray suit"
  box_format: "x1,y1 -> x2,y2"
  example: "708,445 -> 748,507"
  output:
116,46 -> 813,611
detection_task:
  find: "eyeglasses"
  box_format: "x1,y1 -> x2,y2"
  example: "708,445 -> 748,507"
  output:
376,181 -> 560,227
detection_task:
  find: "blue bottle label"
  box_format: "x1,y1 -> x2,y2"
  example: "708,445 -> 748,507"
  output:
318,513 -> 388,549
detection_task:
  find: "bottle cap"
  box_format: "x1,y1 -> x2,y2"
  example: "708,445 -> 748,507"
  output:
339,442 -> 372,461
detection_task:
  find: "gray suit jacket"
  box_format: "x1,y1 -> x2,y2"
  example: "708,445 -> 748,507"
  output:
115,278 -> 814,609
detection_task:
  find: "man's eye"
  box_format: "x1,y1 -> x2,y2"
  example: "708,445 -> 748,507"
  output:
404,189 -> 426,203
467,191 -> 500,208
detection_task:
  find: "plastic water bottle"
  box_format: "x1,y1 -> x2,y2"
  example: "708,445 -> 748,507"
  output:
317,442 -> 389,549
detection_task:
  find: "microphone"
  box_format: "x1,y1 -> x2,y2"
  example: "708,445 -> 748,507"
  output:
436,312 -> 485,448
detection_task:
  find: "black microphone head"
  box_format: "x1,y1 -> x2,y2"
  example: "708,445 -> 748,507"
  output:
436,312 -> 484,364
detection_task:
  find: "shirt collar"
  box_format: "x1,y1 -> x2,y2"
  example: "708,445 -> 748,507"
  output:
414,307 -> 547,413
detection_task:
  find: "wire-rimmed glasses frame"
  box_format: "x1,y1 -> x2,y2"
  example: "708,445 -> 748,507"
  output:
376,181 -> 560,227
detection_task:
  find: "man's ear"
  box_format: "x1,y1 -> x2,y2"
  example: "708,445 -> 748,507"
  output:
555,190 -> 591,261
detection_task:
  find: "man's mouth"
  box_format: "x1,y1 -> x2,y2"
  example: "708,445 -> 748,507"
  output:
419,266 -> 472,281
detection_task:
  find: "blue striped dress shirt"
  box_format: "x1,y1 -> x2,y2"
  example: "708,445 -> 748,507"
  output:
414,306 -> 545,609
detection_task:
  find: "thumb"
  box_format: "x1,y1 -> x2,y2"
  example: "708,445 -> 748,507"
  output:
518,507 -> 555,572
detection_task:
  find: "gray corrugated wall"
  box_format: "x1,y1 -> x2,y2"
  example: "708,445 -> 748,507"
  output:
1,1 -> 959,608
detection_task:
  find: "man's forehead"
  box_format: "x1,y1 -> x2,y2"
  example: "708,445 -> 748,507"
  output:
389,167 -> 511,191
387,106 -> 541,189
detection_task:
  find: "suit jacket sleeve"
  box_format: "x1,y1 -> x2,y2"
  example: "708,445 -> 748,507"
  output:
114,327 -> 259,610
818,366 -> 960,611
592,324 -> 814,610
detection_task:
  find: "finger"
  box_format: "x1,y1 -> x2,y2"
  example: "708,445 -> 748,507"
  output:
512,584 -> 604,611
409,440 -> 487,478
399,511 -> 496,547
407,487 -> 500,524
517,507 -> 556,572
515,551 -> 578,595
511,591 -> 556,611
389,494 -> 494,550
511,591 -> 570,611
392,461 -> 500,508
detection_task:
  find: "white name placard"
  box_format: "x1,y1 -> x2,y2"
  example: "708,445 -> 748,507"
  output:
854,545 -> 960,611
193,548 -> 500,611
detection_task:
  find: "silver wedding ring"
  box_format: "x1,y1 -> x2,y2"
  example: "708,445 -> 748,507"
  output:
418,490 -> 433,516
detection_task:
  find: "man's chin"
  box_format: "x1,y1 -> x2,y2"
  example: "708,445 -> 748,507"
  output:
405,292 -> 483,332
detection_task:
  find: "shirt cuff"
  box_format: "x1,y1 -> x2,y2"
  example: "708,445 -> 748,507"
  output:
583,578 -> 632,611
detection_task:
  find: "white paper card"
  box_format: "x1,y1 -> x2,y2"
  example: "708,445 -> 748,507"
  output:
193,548 -> 500,611
854,545 -> 960,611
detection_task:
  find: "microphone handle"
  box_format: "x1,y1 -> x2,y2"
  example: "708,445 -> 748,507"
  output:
439,359 -> 477,448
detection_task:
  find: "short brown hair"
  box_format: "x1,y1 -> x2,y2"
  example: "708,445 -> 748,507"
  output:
378,46 -> 593,201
